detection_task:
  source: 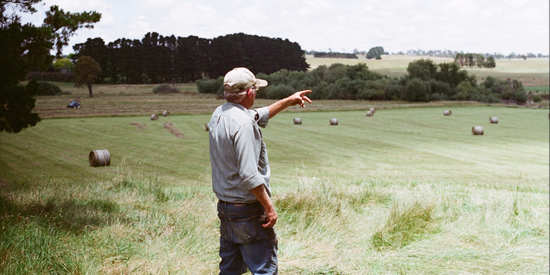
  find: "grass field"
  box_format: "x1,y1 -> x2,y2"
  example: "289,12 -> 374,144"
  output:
1,54 -> 549,274
1,105 -> 548,274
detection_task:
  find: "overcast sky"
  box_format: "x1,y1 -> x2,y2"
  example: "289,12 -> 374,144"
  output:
19,0 -> 550,55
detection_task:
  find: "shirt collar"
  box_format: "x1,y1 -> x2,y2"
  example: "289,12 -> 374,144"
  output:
225,102 -> 257,120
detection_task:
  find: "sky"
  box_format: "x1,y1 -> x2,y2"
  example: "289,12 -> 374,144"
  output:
17,0 -> 550,56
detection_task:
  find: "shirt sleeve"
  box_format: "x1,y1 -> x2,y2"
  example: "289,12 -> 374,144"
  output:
234,122 -> 265,191
252,107 -> 270,128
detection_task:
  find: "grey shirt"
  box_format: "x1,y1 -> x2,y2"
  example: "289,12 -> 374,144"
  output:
208,102 -> 271,203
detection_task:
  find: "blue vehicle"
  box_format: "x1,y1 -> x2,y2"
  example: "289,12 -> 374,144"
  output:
67,99 -> 81,108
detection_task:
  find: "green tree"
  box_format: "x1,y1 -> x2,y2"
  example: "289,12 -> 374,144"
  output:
484,56 -> 496,68
72,37 -> 108,81
53,58 -> 73,71
407,59 -> 437,81
474,54 -> 485,68
73,56 -> 101,98
455,81 -> 479,100
0,0 -> 101,133
435,62 -> 471,88
366,46 -> 385,59
0,80 -> 41,133
405,78 -> 430,102
454,53 -> 465,67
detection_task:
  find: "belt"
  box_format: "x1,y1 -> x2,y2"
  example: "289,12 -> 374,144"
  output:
218,200 -> 257,207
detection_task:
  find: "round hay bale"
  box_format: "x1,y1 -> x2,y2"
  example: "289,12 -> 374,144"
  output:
293,118 -> 302,125
205,123 -> 209,131
330,118 -> 338,125
489,117 -> 498,124
89,149 -> 111,167
369,107 -> 376,113
366,110 -> 374,116
472,126 -> 484,135
162,110 -> 170,117
444,110 -> 452,116
150,114 -> 159,120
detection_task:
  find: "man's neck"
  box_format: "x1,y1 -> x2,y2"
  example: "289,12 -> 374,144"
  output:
240,98 -> 253,109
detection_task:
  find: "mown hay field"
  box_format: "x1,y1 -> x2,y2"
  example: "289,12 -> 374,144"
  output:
1,105 -> 548,274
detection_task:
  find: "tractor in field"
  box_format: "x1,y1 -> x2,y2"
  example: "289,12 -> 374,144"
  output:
67,99 -> 81,108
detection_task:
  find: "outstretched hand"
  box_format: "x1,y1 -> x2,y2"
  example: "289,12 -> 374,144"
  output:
289,90 -> 312,108
268,90 -> 313,119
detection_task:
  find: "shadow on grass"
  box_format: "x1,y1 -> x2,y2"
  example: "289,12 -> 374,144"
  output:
0,185 -> 126,234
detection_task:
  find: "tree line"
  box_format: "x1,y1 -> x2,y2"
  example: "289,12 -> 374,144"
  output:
197,59 -> 527,103
72,32 -> 309,84
454,53 -> 495,68
307,46 -> 388,60
313,52 -> 358,59
393,49 -> 548,59
308,48 -> 547,60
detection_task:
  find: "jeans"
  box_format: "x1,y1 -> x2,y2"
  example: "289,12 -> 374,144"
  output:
217,201 -> 278,275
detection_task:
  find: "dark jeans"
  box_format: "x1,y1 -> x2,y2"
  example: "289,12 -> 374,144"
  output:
217,201 -> 278,275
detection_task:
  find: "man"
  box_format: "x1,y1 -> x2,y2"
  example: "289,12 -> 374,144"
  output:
208,67 -> 311,274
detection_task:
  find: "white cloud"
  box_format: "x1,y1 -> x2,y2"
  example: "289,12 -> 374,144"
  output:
14,0 -> 550,55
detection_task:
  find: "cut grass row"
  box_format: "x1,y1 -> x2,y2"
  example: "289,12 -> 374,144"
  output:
2,106 -> 548,186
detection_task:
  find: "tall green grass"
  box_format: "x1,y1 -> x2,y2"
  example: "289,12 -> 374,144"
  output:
0,163 -> 219,274
371,201 -> 438,250
1,106 -> 548,273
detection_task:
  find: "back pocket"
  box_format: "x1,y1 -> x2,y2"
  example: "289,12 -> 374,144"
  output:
228,215 -> 260,244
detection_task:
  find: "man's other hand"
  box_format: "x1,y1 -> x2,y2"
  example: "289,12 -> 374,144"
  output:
262,208 -> 278,228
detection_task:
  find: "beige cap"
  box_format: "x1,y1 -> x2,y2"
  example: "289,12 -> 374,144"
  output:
223,67 -> 268,93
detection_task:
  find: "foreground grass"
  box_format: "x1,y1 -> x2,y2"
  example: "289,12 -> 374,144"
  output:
1,167 -> 547,274
0,168 -> 219,274
1,106 -> 548,274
